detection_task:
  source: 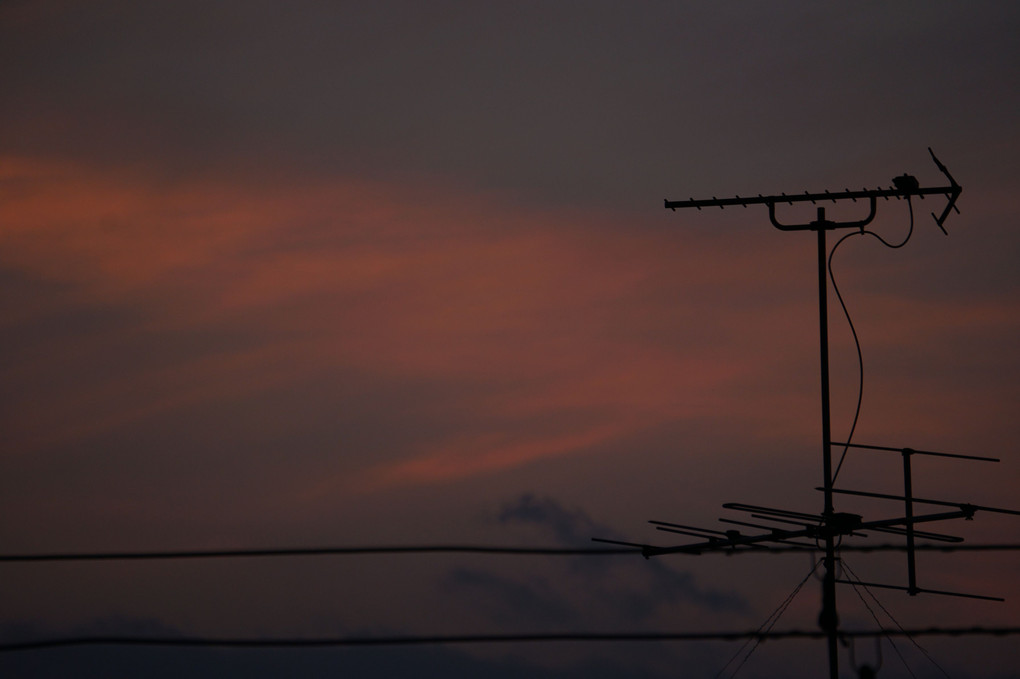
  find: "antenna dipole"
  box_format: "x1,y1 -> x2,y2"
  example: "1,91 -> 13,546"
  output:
661,149 -> 961,679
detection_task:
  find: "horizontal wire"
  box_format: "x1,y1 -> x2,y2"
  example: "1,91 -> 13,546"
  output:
2,543 -> 1019,563
3,627 -> 1018,653
0,545 -> 640,562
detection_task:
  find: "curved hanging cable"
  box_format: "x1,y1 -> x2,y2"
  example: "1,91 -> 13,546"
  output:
831,197 -> 914,484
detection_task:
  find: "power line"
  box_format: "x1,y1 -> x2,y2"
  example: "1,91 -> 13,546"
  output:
3,627 -> 1018,653
2,543 -> 1018,563
0,545 -> 639,562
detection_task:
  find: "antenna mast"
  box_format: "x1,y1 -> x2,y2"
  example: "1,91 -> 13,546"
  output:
598,149 -> 1013,673
663,149 -> 960,679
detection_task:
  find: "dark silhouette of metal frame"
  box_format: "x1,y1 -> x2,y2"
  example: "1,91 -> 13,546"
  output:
596,149 -> 1018,679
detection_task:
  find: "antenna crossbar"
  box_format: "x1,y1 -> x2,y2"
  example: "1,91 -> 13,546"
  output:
664,184 -> 953,210
624,507 -> 975,558
836,579 -> 1004,602
825,488 -> 1020,517
664,148 -> 961,232
831,442 -> 999,463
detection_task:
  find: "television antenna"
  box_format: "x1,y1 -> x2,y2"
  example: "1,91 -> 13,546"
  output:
595,149 -> 1018,679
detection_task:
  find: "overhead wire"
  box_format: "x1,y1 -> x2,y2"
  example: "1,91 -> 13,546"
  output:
2,626 -> 1017,654
0,544 -> 638,563
3,541 -> 1019,563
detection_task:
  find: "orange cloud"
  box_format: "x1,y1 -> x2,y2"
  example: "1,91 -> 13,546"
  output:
6,155 -> 1002,495
328,421 -> 632,495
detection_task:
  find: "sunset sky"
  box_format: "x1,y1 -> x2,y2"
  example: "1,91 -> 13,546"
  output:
2,2 -> 1018,677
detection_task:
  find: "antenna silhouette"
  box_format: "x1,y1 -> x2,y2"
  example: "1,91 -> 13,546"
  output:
664,147 -> 961,233
598,149 -> 1017,679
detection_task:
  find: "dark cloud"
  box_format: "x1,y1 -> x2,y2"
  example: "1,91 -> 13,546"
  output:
489,494 -> 746,621
497,493 -> 611,546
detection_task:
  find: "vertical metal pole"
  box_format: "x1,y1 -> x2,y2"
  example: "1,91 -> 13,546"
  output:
817,210 -> 834,516
903,448 -> 918,594
815,209 -> 839,679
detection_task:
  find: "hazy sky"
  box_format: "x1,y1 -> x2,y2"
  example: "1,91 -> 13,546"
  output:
2,2 -> 1019,677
